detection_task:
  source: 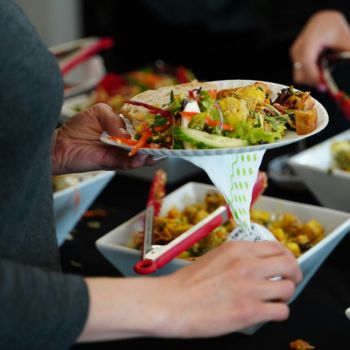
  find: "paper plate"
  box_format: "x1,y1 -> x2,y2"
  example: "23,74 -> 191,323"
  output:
100,79 -> 329,157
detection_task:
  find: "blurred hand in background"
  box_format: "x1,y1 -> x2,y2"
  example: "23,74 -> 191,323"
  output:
290,10 -> 350,89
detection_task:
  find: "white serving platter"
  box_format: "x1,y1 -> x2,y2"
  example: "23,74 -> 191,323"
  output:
96,181 -> 350,334
54,170 -> 115,245
289,129 -> 350,212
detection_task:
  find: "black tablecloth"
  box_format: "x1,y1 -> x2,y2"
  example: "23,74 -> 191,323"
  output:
60,151 -> 350,350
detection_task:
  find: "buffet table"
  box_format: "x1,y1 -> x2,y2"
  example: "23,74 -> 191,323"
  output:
60,148 -> 350,350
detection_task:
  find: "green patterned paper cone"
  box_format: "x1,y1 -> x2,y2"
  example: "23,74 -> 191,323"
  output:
183,149 -> 275,241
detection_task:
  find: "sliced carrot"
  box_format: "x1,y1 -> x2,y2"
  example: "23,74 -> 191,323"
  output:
129,130 -> 152,156
108,135 -> 138,146
204,117 -> 233,131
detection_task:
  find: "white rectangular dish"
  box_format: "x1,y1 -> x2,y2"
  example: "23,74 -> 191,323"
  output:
289,129 -> 350,212
54,170 -> 115,245
96,182 -> 350,334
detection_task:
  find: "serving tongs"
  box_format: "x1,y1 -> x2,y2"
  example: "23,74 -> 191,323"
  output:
134,169 -> 167,274
134,171 -> 267,275
135,204 -> 232,275
319,50 -> 350,119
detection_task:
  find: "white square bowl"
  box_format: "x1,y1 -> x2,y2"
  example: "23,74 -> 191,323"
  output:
54,170 -> 115,245
96,181 -> 350,334
289,129 -> 350,212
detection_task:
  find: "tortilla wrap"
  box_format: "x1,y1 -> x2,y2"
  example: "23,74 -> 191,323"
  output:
120,80 -> 217,131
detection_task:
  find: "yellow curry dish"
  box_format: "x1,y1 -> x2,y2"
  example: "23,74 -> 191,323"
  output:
130,190 -> 325,260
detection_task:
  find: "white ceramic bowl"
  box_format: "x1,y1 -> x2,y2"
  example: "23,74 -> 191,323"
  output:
289,129 -> 350,212
96,182 -> 350,333
54,170 -> 115,245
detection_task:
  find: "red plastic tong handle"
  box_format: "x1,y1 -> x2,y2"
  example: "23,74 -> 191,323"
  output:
134,171 -> 267,275
319,50 -> 350,120
134,205 -> 230,274
60,37 -> 114,76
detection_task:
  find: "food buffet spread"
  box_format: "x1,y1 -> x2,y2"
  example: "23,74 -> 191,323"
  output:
56,39 -> 350,350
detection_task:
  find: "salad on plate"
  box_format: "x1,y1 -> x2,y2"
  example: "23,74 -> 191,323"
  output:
107,80 -> 319,156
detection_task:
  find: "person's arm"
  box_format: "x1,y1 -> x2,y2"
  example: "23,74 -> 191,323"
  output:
78,241 -> 302,342
0,259 -> 89,348
51,103 -> 158,175
290,10 -> 350,88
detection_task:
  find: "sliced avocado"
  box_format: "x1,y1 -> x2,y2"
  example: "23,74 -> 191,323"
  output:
173,126 -> 247,149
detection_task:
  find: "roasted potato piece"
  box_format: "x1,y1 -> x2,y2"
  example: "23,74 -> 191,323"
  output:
302,219 -> 325,243
286,241 -> 302,257
278,213 -> 303,236
289,339 -> 315,350
250,209 -> 270,225
205,191 -> 226,212
269,227 -> 287,243
217,82 -> 269,111
230,85 -> 267,111
167,207 -> 182,218
194,209 -> 209,223
294,109 -> 317,135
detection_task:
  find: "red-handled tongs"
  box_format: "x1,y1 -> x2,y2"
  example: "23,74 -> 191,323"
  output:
134,169 -> 167,274
134,171 -> 267,275
134,204 -> 232,274
56,36 -> 114,76
319,50 -> 350,119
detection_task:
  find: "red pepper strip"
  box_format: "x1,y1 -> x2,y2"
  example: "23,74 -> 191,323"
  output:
188,90 -> 196,99
204,117 -> 233,131
128,129 -> 152,156
179,111 -> 198,119
250,171 -> 268,208
108,135 -> 138,146
153,123 -> 171,133
107,134 -> 160,153
124,100 -> 171,118
147,169 -> 167,216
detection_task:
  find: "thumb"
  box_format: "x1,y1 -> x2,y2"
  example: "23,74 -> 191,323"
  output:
92,103 -> 131,138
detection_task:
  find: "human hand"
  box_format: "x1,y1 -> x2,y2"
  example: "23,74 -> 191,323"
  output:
290,10 -> 350,88
80,241 -> 302,342
52,103 -> 159,174
150,241 -> 302,338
